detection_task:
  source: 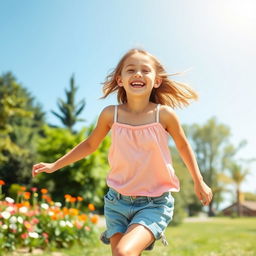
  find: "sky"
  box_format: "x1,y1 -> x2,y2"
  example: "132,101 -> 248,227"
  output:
0,0 -> 255,202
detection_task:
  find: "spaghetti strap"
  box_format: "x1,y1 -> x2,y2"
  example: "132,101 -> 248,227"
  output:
114,105 -> 118,123
156,104 -> 160,123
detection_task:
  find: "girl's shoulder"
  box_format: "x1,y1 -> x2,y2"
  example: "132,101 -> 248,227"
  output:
100,105 -> 116,128
159,104 -> 177,120
159,105 -> 183,136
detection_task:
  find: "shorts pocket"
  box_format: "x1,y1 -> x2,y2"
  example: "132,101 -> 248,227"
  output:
152,192 -> 169,205
152,192 -> 174,208
104,190 -> 117,204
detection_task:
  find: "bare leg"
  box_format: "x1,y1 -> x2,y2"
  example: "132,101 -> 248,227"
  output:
113,223 -> 155,256
110,232 -> 124,255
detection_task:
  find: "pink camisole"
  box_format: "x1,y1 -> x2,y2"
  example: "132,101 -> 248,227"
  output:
107,104 -> 180,197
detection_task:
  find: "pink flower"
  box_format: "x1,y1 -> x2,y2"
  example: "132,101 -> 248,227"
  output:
31,187 -> 38,192
24,221 -> 34,232
42,232 -> 49,238
21,233 -> 29,239
31,218 -> 39,225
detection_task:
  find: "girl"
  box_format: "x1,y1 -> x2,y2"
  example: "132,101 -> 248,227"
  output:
32,48 -> 213,256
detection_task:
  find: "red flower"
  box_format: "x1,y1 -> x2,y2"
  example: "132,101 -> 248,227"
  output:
0,180 -> 5,185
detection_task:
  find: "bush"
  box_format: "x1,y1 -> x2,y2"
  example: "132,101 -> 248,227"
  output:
0,180 -> 99,252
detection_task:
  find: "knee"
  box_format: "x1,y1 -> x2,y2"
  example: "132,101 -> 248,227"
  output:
113,246 -> 136,256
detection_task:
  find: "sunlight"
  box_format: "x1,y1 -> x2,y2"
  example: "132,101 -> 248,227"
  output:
221,0 -> 256,29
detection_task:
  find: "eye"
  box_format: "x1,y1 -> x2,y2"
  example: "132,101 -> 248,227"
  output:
143,70 -> 150,73
127,69 -> 134,73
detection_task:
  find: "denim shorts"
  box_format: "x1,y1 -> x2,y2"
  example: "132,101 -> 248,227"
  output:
100,187 -> 175,251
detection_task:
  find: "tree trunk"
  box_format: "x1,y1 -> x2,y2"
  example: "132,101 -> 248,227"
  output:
208,201 -> 215,216
237,188 -> 242,217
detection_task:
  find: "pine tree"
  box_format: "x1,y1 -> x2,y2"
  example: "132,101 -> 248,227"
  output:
51,74 -> 86,133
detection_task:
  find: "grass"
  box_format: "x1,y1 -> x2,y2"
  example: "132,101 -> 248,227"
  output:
5,217 -> 256,256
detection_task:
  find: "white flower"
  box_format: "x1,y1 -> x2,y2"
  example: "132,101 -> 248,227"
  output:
28,232 -> 39,239
2,224 -> 8,230
9,216 -> 17,223
5,197 -> 15,204
41,203 -> 49,210
10,223 -> 17,230
60,220 -> 66,227
19,206 -> 28,214
17,216 -> 24,224
6,206 -> 15,212
2,211 -> 11,219
66,221 -> 73,228
55,202 -> 62,208
48,211 -> 54,216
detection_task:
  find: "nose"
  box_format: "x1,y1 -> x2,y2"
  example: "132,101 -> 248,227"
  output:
134,70 -> 142,78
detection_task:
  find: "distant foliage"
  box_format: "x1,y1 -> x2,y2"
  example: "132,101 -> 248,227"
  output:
33,124 -> 111,208
0,72 -> 45,189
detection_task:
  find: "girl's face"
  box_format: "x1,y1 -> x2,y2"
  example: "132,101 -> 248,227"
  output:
116,53 -> 162,96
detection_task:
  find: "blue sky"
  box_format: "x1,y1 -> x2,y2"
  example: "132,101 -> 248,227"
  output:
1,0 -> 255,198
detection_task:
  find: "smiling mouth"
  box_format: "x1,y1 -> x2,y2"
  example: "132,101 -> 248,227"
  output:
130,81 -> 146,88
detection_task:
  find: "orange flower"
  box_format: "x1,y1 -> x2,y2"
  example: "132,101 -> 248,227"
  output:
0,180 -> 5,185
70,197 -> 76,203
23,192 -> 31,200
42,195 -> 52,203
20,186 -> 26,191
77,196 -> 83,202
90,215 -> 99,224
78,214 -> 88,222
64,194 -> 71,202
50,214 -> 58,220
62,207 -> 69,216
88,203 -> 95,211
41,188 -> 48,194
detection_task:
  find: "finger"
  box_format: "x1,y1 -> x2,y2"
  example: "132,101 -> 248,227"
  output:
33,163 -> 44,171
33,167 -> 46,177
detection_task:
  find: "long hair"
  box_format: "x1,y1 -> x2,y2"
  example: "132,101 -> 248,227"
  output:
100,48 -> 198,109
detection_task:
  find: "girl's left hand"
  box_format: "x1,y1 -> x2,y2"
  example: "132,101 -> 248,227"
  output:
194,180 -> 213,206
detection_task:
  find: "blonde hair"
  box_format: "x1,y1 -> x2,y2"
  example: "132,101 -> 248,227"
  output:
100,48 -> 198,109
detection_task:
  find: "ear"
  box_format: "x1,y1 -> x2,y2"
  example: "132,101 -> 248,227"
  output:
154,77 -> 162,88
116,75 -> 123,87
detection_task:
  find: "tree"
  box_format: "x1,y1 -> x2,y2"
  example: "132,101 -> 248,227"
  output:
169,145 -> 194,224
184,117 -> 232,216
0,72 -> 46,189
51,74 -> 86,133
228,162 -> 250,216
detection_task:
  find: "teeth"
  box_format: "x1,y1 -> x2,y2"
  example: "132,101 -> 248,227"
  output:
131,82 -> 145,86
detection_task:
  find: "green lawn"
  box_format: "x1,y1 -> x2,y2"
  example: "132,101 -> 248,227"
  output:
6,217 -> 256,256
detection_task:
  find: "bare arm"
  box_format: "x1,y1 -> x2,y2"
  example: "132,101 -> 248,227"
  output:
32,105 -> 114,177
162,106 -> 213,205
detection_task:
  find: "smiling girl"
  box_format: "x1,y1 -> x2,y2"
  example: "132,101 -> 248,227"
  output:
32,48 -> 213,256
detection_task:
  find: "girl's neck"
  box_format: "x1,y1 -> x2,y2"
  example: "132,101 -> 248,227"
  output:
124,98 -> 153,114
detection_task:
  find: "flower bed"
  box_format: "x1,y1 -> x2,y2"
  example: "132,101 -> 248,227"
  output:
0,180 -> 99,252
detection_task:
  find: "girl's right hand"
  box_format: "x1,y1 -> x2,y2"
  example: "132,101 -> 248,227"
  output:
32,162 -> 56,178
